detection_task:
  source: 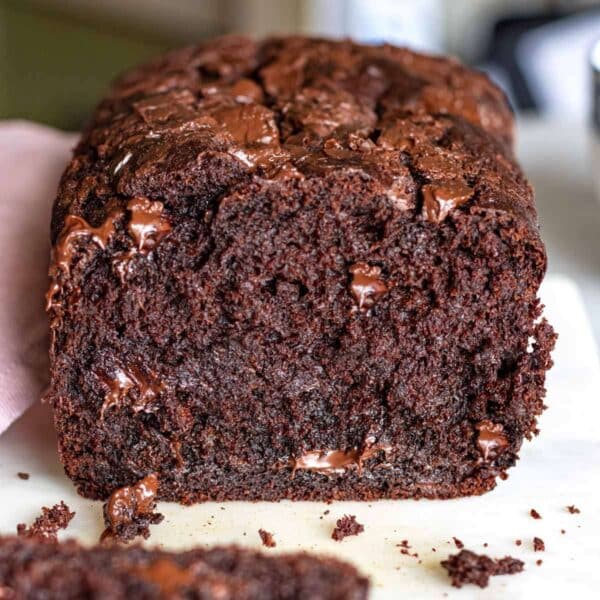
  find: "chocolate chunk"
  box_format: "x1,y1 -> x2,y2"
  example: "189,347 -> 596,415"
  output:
101,474 -> 163,543
127,198 -> 171,253
422,181 -> 473,223
290,441 -> 391,477
99,365 -> 165,419
349,263 -> 388,311
476,420 -> 509,461
441,549 -> 524,588
332,515 -> 364,541
46,209 -> 122,319
17,501 -> 74,543
258,529 -> 276,548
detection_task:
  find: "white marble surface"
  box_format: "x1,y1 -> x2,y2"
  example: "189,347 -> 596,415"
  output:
1,276 -> 598,598
516,117 -> 600,346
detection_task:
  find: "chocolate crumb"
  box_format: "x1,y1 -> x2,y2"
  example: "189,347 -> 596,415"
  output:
483,543 -> 488,548
441,549 -> 524,588
536,559 -> 543,566
258,529 -> 276,548
397,540 -> 419,558
561,529 -> 566,535
17,501 -> 74,543
515,539 -> 522,546
533,537 -> 545,552
567,505 -> 580,514
453,537 -> 464,549
100,473 -> 163,544
332,515 -> 364,542
530,509 -> 542,520
17,472 -> 30,480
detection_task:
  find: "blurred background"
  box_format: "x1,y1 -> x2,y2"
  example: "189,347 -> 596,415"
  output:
1,0 -> 599,129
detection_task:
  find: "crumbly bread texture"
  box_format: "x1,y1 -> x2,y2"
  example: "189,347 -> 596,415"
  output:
441,549 -> 524,588
0,536 -> 368,599
46,35 -> 555,503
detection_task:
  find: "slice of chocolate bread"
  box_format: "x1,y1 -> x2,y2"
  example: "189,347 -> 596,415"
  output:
0,536 -> 368,599
46,36 -> 555,502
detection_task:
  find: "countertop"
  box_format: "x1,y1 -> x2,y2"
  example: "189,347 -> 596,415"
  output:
516,116 -> 600,344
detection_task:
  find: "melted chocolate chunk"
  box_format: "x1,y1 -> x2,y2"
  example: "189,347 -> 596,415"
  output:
127,198 -> 171,253
421,181 -> 473,223
331,515 -> 364,542
476,420 -> 509,461
101,474 -> 163,543
290,442 -> 391,477
349,263 -> 388,311
99,365 -> 165,419
46,211 -> 121,316
441,549 -> 524,588
17,501 -> 74,543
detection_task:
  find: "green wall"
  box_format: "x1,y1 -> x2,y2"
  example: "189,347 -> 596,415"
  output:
0,1 -> 173,129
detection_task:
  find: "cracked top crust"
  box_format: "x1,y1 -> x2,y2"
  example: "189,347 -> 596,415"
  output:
51,35 -> 538,243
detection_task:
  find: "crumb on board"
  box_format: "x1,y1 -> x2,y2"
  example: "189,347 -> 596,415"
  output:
331,515 -> 364,542
533,537 -> 545,552
17,501 -> 74,543
258,529 -> 276,548
441,549 -> 524,589
530,509 -> 542,520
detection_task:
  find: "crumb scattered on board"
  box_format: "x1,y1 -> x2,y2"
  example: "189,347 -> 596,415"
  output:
453,537 -> 464,549
331,515 -> 364,542
17,472 -> 30,480
397,540 -> 419,558
533,537 -> 545,552
530,508 -> 542,520
17,501 -> 74,543
536,559 -> 543,566
441,549 -> 524,589
515,539 -> 522,546
258,529 -> 276,548
567,505 -> 581,514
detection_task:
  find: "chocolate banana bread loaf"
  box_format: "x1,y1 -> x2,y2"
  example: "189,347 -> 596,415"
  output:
0,536 -> 368,599
46,36 -> 556,502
